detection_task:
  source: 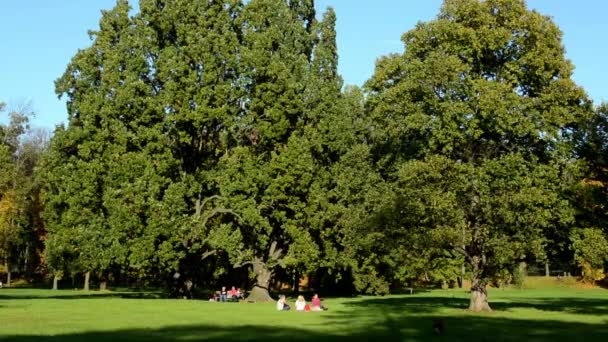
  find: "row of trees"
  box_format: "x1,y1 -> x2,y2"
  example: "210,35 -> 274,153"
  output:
2,0 -> 608,312
0,102 -> 49,287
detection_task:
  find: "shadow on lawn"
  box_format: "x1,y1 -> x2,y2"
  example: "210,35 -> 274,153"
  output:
491,297 -> 608,316
2,317 -> 608,342
2,291 -> 608,341
344,294 -> 608,316
0,289 -> 163,300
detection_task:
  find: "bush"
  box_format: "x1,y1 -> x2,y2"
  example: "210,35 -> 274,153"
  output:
512,263 -> 527,289
571,228 -> 608,283
579,262 -> 605,284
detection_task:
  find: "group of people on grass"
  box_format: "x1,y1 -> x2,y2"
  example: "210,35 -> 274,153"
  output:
210,286 -> 328,311
277,294 -> 327,312
210,286 -> 244,302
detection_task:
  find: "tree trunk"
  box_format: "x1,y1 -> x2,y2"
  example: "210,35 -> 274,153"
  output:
5,259 -> 11,287
459,263 -> 466,289
469,256 -> 491,312
460,225 -> 466,289
469,285 -> 491,312
24,244 -> 30,275
293,270 -> 300,295
100,281 -> 107,291
519,261 -> 527,276
52,274 -> 59,290
247,260 -> 273,302
545,261 -> 550,277
84,271 -> 90,291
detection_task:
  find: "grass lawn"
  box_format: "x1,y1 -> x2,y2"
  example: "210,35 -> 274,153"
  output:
1,286 -> 607,342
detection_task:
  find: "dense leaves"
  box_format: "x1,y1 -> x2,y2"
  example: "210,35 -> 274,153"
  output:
0,102 -> 48,286
35,0 -> 607,312
365,0 -> 591,311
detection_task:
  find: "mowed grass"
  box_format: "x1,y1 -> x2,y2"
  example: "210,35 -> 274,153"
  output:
1,286 -> 608,342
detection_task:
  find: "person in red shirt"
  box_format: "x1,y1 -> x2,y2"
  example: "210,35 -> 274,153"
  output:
311,294 -> 327,311
229,286 -> 239,302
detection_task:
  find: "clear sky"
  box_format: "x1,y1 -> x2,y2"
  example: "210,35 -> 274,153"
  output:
1,0 -> 607,128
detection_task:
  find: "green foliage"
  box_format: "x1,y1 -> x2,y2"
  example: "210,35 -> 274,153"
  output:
0,190 -> 22,259
511,262 -> 527,289
37,0 -> 605,303
571,228 -> 608,283
365,0 -> 591,308
0,102 -> 47,282
45,0 -> 351,296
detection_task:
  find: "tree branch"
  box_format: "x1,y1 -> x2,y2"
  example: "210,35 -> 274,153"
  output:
201,249 -> 216,261
199,207 -> 242,227
454,246 -> 472,263
195,195 -> 224,218
268,240 -> 283,261
233,260 -> 266,268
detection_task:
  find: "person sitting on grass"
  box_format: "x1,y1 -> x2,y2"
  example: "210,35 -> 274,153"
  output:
295,295 -> 307,311
229,286 -> 239,302
311,294 -> 328,311
277,295 -> 290,311
209,291 -> 221,302
220,286 -> 228,302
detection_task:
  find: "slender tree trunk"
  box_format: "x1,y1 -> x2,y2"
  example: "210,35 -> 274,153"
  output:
469,256 -> 491,312
84,271 -> 90,291
459,263 -> 466,289
100,281 -> 107,291
545,261 -> 550,277
293,270 -> 300,295
459,224 -> 466,288
246,259 -> 273,302
5,258 -> 11,287
24,244 -> 29,276
52,274 -> 59,290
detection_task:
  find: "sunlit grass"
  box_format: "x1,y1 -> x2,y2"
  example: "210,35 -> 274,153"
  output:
0,286 -> 607,341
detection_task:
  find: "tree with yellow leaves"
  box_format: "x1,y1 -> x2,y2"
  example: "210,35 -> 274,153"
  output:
0,188 -> 22,287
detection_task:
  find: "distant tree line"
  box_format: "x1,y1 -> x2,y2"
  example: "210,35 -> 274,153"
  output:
2,0 -> 607,312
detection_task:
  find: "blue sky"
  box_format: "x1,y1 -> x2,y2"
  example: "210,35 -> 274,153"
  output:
1,0 -> 607,128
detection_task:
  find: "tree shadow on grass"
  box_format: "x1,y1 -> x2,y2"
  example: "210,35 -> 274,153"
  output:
2,291 -> 608,341
0,288 -> 164,300
343,294 -> 469,312
342,294 -> 608,316
490,297 -> 608,316
324,296 -> 608,342
1,317 -> 608,342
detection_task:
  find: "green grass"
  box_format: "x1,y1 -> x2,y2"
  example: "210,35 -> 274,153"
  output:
1,287 -> 607,342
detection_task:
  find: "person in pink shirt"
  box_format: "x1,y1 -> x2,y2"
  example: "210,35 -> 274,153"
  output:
311,294 -> 327,311
229,286 -> 239,302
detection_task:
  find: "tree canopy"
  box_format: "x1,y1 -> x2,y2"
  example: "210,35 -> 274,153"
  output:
33,0 -> 607,312
365,0 -> 591,310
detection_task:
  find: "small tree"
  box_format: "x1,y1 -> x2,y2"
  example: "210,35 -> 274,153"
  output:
0,189 -> 22,286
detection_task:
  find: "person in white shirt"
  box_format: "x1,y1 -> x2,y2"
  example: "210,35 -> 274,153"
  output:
276,295 -> 290,311
295,295 -> 306,311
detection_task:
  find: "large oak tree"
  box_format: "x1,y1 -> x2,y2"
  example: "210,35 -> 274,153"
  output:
365,0 -> 592,311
